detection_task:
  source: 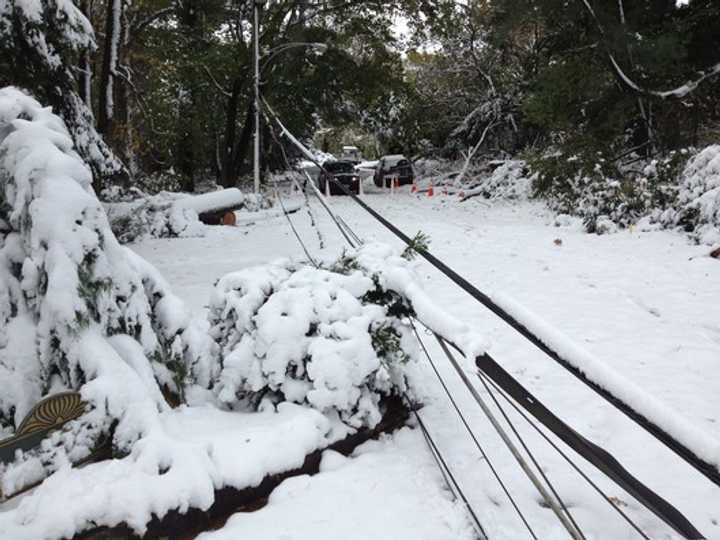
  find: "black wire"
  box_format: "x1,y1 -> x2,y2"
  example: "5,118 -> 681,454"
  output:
482,375 -> 652,540
263,105 -> 491,539
262,118 -> 719,489
261,98 -> 357,249
410,319 -> 539,540
433,335 -> 586,540
336,214 -> 362,246
474,367 -> 588,540
273,186 -> 319,268
408,400 -> 489,540
263,106 -> 326,252
259,104 -> 666,539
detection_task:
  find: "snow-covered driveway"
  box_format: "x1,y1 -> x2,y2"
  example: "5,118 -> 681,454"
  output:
133,190 -> 720,540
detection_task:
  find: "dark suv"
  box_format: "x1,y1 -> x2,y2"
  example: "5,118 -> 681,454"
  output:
319,160 -> 361,195
373,155 -> 415,187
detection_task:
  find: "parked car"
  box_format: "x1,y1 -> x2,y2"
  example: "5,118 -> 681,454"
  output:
319,160 -> 361,195
373,155 -> 415,187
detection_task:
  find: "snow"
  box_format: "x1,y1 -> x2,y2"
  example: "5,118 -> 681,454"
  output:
459,160 -> 531,201
173,187 -> 245,214
0,96 -> 450,538
198,428 -> 475,540
3,98 -> 719,539
0,87 -> 211,506
675,145 -> 720,245
105,0 -> 121,121
207,245 -> 424,431
105,190 -> 206,243
0,403 -> 333,539
233,200 -> 302,225
490,291 -> 720,471
128,190 -> 720,539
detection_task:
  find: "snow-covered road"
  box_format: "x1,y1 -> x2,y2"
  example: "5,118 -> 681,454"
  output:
133,189 -> 720,540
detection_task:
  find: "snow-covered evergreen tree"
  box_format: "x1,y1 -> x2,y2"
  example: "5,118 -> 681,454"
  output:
0,0 -> 127,188
670,145 -> 720,245
0,87 -> 209,492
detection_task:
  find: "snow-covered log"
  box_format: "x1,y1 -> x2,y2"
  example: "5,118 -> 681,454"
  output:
173,188 -> 245,225
105,189 -> 206,243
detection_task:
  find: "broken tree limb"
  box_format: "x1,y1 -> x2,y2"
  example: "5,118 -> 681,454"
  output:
456,121 -> 496,185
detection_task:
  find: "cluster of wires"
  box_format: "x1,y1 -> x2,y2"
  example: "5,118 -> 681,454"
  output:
259,98 -> 708,540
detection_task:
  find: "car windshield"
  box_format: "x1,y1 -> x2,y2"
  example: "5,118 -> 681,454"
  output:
323,161 -> 355,174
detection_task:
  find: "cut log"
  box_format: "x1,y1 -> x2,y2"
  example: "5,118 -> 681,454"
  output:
222,211 -> 237,226
172,188 -> 245,225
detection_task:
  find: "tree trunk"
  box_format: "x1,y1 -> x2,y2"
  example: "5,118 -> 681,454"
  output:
98,0 -> 122,135
77,0 -> 93,108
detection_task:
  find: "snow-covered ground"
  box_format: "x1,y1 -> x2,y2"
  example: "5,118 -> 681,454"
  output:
131,189 -> 720,540
198,429 -> 474,540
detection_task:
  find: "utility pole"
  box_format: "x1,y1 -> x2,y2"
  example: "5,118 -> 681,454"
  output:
252,0 -> 324,194
253,0 -> 263,193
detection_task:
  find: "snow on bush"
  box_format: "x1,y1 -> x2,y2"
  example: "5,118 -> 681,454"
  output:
208,242 -> 487,432
0,87 -> 214,494
209,250 -> 417,431
460,160 -> 532,201
664,145 -> 720,245
529,151 -> 683,235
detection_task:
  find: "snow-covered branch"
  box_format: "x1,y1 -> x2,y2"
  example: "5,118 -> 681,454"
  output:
456,120 -> 496,184
578,0 -> 720,99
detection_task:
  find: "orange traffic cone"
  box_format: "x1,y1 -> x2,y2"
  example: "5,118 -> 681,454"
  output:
427,183 -> 434,197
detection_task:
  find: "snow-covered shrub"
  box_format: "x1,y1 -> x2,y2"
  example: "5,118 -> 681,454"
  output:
413,158 -> 455,179
208,246 -> 419,431
242,192 -> 275,212
461,160 -> 532,201
135,169 -> 184,194
104,190 -> 205,244
530,151 -> 668,234
662,145 -> 720,245
0,88 -> 213,492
